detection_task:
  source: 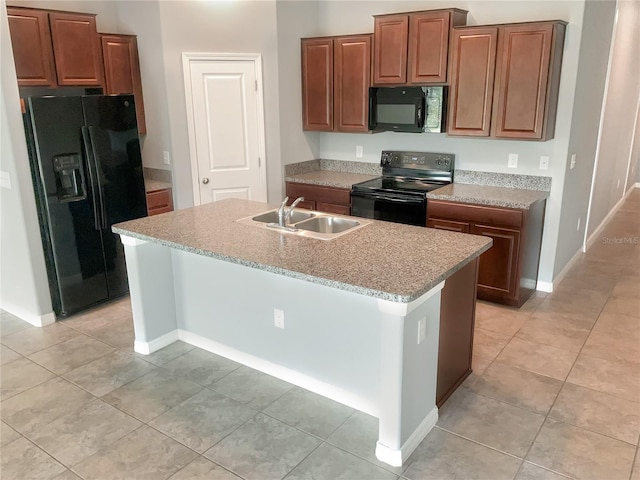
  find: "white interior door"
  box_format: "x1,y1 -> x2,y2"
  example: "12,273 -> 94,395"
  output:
183,54 -> 267,205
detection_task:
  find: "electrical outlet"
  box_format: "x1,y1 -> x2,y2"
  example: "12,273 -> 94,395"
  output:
539,156 -> 550,170
163,151 -> 171,165
274,308 -> 285,329
417,317 -> 426,344
570,153 -> 576,170
356,146 -> 363,158
508,154 -> 518,169
577,217 -> 581,231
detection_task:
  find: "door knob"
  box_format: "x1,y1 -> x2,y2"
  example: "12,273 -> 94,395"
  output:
202,178 -> 209,184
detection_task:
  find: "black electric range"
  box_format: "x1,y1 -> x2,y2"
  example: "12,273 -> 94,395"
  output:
351,150 -> 454,226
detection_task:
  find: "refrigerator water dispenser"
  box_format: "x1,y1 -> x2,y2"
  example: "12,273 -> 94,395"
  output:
53,154 -> 86,202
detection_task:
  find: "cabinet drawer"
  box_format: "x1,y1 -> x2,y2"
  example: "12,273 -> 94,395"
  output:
286,182 -> 351,207
146,189 -> 173,215
428,200 -> 522,228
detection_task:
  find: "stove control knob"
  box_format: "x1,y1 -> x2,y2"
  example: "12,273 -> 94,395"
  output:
381,153 -> 391,166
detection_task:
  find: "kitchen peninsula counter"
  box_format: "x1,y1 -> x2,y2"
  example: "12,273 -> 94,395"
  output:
113,198 -> 490,468
113,198 -> 491,302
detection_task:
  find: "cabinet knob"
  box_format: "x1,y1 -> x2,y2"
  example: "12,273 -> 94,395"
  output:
202,178 -> 209,184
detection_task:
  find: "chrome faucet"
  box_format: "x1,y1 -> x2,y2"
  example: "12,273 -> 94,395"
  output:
277,196 -> 304,227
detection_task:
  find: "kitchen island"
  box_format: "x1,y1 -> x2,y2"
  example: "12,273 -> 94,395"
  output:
113,198 -> 491,467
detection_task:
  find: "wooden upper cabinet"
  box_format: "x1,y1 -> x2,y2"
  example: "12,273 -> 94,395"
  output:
101,34 -> 147,135
373,9 -> 467,86
408,10 -> 467,84
334,34 -> 372,133
447,27 -> 498,136
49,12 -> 104,86
492,22 -> 565,140
373,14 -> 408,85
7,7 -> 57,87
301,37 -> 333,131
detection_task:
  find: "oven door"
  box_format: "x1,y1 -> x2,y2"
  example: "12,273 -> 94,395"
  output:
351,190 -> 427,227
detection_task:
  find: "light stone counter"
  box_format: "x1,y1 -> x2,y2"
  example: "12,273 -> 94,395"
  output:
144,179 -> 171,193
113,198 -> 491,303
427,183 -> 549,210
285,170 -> 379,189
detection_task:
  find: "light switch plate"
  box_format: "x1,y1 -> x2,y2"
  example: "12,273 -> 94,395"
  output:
162,151 -> 171,165
508,154 -> 518,169
570,153 -> 576,170
356,146 -> 363,158
274,308 -> 285,329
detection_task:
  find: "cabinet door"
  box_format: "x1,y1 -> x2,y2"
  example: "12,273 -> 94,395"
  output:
49,12 -> 104,86
492,23 -> 554,139
301,38 -> 333,131
447,27 -> 498,136
407,11 -> 451,84
334,35 -> 371,133
146,189 -> 173,216
101,34 -> 147,134
7,8 -> 57,87
428,218 -> 470,233
373,14 -> 408,85
317,202 -> 350,215
472,224 -> 520,300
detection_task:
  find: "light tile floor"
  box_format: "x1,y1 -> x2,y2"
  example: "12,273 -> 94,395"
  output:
1,190 -> 639,480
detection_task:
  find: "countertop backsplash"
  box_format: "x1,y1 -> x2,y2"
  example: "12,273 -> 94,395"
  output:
143,167 -> 172,184
453,170 -> 552,191
285,159 -> 381,177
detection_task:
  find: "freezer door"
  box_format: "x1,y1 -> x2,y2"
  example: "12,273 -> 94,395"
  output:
27,96 -> 109,315
82,95 -> 147,298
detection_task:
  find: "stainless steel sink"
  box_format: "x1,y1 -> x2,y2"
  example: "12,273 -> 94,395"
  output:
252,210 -> 314,224
236,208 -> 370,241
295,216 -> 360,234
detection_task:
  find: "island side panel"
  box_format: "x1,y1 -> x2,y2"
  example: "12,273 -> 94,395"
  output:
170,249 -> 383,416
120,236 -> 178,352
376,288 -> 442,467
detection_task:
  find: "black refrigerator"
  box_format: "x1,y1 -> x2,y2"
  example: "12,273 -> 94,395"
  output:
24,94 -> 147,317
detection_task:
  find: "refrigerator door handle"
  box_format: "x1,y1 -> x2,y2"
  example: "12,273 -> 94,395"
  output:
81,127 -> 102,231
87,126 -> 108,230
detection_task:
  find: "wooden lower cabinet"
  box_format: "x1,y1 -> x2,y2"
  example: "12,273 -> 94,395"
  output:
146,188 -> 173,216
437,258 -> 478,407
285,182 -> 351,215
428,199 -> 546,307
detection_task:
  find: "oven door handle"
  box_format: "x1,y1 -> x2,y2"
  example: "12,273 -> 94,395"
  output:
359,192 -> 425,205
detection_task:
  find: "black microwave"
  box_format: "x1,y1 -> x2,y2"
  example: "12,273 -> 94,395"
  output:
369,86 -> 447,133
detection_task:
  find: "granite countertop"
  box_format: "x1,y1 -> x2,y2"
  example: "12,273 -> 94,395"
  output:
285,171 -> 379,189
427,183 -> 549,210
113,199 -> 491,303
144,179 -> 172,193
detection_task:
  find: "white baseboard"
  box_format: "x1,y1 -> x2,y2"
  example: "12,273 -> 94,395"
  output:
375,407 -> 439,467
585,194 -> 627,251
177,329 -> 378,416
134,330 -> 179,355
547,246 -> 585,292
536,281 -> 554,293
635,182 -> 640,188
0,302 -> 55,327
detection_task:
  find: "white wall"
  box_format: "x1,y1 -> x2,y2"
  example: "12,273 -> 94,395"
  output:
114,1 -> 173,174
275,0 -> 321,174
0,2 -> 53,322
553,0 -> 616,276
312,0 -> 586,285
586,0 -> 640,239
154,0 -> 282,208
